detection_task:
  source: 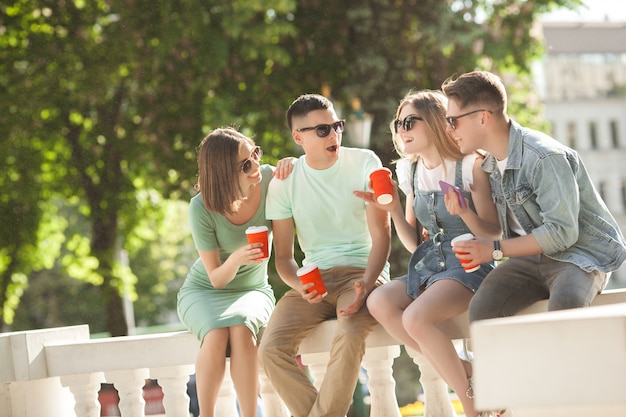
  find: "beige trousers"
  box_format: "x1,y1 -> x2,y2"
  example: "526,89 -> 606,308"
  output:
258,266 -> 380,417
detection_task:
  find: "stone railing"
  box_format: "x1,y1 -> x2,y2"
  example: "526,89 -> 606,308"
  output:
2,288 -> 625,417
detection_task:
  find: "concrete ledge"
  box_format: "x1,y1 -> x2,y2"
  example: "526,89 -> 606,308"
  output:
471,302 -> 626,417
298,321 -> 399,355
0,325 -> 89,382
45,331 -> 199,377
298,289 -> 626,355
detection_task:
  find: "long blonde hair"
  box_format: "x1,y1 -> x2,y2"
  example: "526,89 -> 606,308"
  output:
390,90 -> 464,169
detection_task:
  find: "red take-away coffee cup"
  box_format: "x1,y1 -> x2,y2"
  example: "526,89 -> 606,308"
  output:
296,263 -> 328,297
451,233 -> 479,273
369,168 -> 393,205
245,225 -> 269,260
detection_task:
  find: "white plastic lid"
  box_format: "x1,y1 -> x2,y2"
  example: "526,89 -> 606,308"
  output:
296,262 -> 318,276
451,233 -> 474,246
245,225 -> 268,234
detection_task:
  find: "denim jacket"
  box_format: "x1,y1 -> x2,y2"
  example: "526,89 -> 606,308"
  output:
481,120 -> 626,273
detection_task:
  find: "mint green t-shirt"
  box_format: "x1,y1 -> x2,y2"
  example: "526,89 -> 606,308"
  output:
184,164 -> 274,291
266,147 -> 389,277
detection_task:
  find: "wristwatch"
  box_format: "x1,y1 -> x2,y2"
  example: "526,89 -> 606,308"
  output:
492,240 -> 504,261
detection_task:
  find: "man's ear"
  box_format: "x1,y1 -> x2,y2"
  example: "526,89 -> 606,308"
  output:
481,110 -> 491,126
293,131 -> 303,145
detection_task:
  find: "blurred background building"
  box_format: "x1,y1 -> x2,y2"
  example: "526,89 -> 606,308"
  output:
534,20 -> 626,287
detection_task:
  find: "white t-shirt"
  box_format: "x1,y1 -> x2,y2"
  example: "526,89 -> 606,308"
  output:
395,154 -> 477,196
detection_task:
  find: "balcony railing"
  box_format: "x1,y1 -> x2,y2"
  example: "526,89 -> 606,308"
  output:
2,288 -> 625,417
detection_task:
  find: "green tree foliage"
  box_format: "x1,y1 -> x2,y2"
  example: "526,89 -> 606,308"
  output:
1,0 -> 582,334
0,0 -> 297,334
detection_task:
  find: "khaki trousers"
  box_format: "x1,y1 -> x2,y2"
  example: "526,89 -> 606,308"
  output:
259,266 -> 380,417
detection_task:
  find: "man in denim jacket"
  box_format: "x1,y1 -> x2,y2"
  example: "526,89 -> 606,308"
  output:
441,70 -> 626,320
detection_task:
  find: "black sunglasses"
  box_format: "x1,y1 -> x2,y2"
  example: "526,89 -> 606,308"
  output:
393,115 -> 423,134
445,109 -> 492,131
241,146 -> 262,174
296,120 -> 345,138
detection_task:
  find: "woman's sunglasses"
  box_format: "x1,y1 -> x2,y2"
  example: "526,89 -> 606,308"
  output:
296,120 -> 345,138
241,146 -> 262,174
393,115 -> 423,133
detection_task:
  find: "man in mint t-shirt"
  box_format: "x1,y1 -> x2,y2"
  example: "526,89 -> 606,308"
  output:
258,94 -> 391,417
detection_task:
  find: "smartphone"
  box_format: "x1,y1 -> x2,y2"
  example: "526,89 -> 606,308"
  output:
439,180 -> 467,208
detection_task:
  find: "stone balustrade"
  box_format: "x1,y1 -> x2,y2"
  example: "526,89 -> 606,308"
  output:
1,288 -> 625,417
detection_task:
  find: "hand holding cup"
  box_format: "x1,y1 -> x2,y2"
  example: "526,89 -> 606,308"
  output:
245,226 -> 269,260
369,168 -> 393,205
451,233 -> 479,273
297,263 -> 328,299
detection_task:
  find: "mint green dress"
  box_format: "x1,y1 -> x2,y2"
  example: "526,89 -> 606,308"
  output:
177,165 -> 275,342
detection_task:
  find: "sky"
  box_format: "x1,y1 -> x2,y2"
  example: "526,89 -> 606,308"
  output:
541,0 -> 626,22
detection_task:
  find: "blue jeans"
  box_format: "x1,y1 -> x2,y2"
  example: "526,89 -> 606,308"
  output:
469,255 -> 606,321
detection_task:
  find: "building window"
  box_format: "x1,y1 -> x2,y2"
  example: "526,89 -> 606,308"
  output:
589,121 -> 598,149
610,120 -> 620,148
566,121 -> 576,149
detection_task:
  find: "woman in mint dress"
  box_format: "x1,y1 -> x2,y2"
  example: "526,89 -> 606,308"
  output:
177,127 -> 291,417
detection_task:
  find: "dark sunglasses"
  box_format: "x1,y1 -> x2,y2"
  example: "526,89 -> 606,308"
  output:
241,146 -> 262,174
445,109 -> 492,131
296,120 -> 345,138
393,115 -> 423,134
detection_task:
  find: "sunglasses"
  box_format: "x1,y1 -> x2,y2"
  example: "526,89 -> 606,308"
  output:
296,120 -> 345,138
393,115 -> 423,134
241,146 -> 262,174
445,109 -> 492,131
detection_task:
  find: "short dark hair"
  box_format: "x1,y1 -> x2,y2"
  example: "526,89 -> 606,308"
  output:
442,71 -> 507,114
286,94 -> 334,131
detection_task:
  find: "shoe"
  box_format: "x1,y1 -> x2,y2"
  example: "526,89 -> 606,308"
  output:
466,378 -> 475,399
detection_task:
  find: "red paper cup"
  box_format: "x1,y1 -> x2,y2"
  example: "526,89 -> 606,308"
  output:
245,225 -> 269,260
369,168 -> 393,205
451,233 -> 479,273
296,263 -> 328,297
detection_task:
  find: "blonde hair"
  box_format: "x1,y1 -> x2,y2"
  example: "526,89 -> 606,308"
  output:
195,127 -> 255,215
391,90 -> 464,169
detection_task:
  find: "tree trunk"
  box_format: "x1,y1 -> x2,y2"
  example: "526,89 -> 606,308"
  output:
92,213 -> 128,337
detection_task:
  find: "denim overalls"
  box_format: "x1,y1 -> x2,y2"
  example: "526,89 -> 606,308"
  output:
402,159 -> 495,298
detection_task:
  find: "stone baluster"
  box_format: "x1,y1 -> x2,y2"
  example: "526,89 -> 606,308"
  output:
298,352 -> 329,391
215,361 -> 239,417
406,349 -> 457,417
259,367 -> 290,417
106,369 -> 150,417
361,345 -> 402,417
60,372 -> 105,417
151,365 -> 195,417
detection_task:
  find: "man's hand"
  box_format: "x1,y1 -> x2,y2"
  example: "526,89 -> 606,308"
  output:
339,280 -> 368,316
300,281 -> 325,304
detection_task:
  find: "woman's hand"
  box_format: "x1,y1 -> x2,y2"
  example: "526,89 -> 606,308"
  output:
353,180 -> 402,213
273,157 -> 296,179
443,188 -> 470,216
230,242 -> 265,266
